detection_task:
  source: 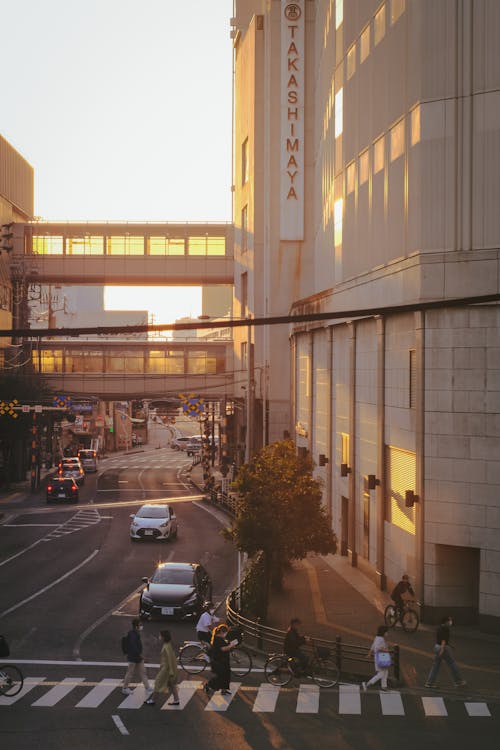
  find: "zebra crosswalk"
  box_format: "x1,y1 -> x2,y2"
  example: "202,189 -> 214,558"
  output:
0,677 -> 495,718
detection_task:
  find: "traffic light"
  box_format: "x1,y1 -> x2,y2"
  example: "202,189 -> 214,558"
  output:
0,223 -> 14,252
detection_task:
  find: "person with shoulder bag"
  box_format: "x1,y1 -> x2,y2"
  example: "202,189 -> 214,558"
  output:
362,625 -> 391,691
121,618 -> 152,696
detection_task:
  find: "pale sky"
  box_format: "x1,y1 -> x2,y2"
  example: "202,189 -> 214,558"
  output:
2,0 -> 233,324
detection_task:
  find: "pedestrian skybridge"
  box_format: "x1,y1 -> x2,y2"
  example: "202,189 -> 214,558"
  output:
31,339 -> 237,400
10,221 -> 234,284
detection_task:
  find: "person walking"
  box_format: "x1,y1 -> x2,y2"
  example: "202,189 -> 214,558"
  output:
425,615 -> 467,688
362,625 -> 391,691
121,618 -> 151,695
144,630 -> 180,706
203,623 -> 236,696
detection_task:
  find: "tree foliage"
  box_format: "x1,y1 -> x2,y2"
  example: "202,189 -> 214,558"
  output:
224,439 -> 337,594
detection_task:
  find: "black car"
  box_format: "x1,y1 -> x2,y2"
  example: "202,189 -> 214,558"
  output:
46,477 -> 79,503
139,561 -> 212,620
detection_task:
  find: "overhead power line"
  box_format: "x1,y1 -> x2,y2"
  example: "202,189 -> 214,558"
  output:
1,292 -> 499,339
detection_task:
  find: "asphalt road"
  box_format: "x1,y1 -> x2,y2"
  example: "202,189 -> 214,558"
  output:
1,427 -> 499,749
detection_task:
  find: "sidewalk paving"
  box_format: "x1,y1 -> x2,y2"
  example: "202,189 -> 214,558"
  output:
189,462 -> 500,699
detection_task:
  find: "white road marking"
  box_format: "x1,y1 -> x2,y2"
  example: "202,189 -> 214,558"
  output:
380,690 -> 405,715
465,702 -> 491,717
117,685 -> 150,709
161,680 -> 202,710
75,678 -> 122,708
339,683 -> 361,714
31,677 -> 86,707
296,684 -> 320,713
0,550 -> 99,619
0,677 -> 46,705
205,682 -> 241,711
422,696 -> 448,716
253,684 -> 280,712
112,714 -> 129,735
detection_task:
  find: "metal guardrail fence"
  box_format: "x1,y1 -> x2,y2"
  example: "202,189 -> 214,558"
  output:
225,579 -> 400,682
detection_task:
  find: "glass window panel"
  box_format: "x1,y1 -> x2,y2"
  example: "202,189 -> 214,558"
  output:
390,119 -> 405,161
241,206 -> 248,252
188,237 -> 207,255
335,0 -> 343,29
84,352 -> 104,373
411,106 -> 421,146
334,88 -> 343,138
37,350 -> 63,373
147,350 -> 166,373
374,135 -> 385,173
165,350 -> 184,374
105,354 -> 126,372
187,350 -> 207,374
374,4 -> 386,45
347,43 -> 356,79
346,161 -> 356,194
359,149 -> 369,184
107,236 -> 145,255
168,238 -> 185,255
149,237 -> 186,255
206,237 -> 225,255
32,236 -> 63,255
334,198 -> 343,247
391,0 -> 405,25
125,355 -> 143,374
360,25 -> 370,63
67,236 -> 104,255
242,137 -> 249,184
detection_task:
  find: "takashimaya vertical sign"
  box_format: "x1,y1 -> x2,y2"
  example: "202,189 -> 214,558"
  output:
280,1 -> 304,241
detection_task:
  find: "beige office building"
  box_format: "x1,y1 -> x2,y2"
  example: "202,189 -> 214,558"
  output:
232,0 -> 500,630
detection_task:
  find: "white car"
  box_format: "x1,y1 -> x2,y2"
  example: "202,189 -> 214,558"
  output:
130,504 -> 178,542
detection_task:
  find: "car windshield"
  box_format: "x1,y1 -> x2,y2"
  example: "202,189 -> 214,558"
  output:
152,568 -> 194,586
136,507 -> 168,519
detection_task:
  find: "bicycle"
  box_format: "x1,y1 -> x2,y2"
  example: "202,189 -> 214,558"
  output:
384,600 -> 420,632
0,664 -> 24,697
179,640 -> 253,679
264,641 -> 339,688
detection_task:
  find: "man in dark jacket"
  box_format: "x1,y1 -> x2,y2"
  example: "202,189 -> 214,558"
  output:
425,615 -> 466,688
284,618 -> 309,673
122,618 -> 152,695
391,574 -> 415,613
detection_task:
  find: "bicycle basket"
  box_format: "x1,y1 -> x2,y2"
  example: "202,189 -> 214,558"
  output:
316,645 -> 331,660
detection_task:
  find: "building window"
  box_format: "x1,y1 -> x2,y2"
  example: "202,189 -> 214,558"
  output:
242,137 -> 249,185
334,88 -> 343,138
107,236 -> 144,255
411,106 -> 421,146
347,43 -> 356,79
409,349 -> 416,409
240,340 -> 248,369
374,135 -> 385,174
335,0 -> 343,29
149,237 -> 185,255
241,271 -> 248,318
390,119 -> 405,161
241,205 -> 248,253
334,198 -> 343,247
67,236 -> 104,255
346,161 -> 356,194
390,0 -> 405,25
360,24 -> 370,63
341,432 -> 350,465
385,445 -> 416,535
374,4 -> 386,45
32,236 -> 64,255
359,149 -> 369,185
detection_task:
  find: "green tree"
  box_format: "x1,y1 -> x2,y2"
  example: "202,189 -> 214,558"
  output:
225,439 -> 337,607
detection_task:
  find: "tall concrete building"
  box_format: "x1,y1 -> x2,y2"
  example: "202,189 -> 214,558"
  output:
231,0 -> 500,630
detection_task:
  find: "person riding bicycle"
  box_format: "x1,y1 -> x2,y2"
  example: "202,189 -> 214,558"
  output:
391,574 -> 415,615
195,602 -> 220,645
284,617 -> 309,674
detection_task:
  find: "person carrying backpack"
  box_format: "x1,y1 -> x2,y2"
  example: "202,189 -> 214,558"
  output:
121,619 -> 152,695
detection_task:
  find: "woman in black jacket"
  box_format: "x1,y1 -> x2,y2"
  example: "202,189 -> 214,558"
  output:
203,623 -> 236,696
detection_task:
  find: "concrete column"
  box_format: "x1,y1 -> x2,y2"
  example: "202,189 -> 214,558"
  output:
415,311 -> 426,607
376,316 -> 387,590
348,322 -> 357,567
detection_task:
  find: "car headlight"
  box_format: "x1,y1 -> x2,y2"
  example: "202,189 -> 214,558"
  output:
141,591 -> 153,605
184,592 -> 198,606
131,521 -> 139,528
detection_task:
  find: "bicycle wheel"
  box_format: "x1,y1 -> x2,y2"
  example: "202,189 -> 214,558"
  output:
384,604 -> 398,628
264,654 -> 292,687
0,665 -> 24,697
401,608 -> 419,633
311,657 -> 339,688
179,644 -> 208,674
229,647 -> 252,678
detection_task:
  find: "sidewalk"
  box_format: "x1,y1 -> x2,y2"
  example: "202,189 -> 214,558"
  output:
189,462 -> 500,698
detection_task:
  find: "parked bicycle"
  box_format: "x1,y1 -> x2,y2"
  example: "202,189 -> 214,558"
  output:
0,664 -> 24,697
179,639 -> 253,679
384,600 -> 420,632
264,640 -> 339,688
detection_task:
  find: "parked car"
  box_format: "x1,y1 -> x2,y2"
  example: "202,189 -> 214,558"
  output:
58,458 -> 85,485
46,477 -> 79,503
78,449 -> 97,472
139,561 -> 212,620
130,503 -> 178,542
